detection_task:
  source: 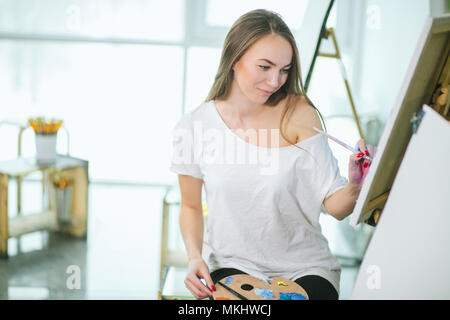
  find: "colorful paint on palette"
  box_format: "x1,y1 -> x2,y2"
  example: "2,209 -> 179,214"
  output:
279,292 -> 307,300
254,288 -> 275,300
224,277 -> 233,284
277,281 -> 288,286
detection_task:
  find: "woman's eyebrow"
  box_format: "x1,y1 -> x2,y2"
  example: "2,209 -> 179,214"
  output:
258,58 -> 292,67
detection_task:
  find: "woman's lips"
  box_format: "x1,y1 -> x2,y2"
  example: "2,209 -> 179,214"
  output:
258,88 -> 274,96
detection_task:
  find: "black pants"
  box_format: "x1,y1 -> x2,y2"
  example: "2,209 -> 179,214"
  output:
210,268 -> 338,300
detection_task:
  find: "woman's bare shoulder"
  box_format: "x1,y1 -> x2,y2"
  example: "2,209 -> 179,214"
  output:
288,95 -> 323,142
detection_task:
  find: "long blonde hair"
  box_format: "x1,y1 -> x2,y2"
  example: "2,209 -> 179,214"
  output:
206,9 -> 327,148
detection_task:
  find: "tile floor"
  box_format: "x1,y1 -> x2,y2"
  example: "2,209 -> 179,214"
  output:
0,183 -> 362,300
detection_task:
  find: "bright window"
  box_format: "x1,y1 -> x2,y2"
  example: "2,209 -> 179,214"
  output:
0,0 -> 184,41
0,0 -> 184,184
185,47 -> 221,113
205,0 -> 308,29
0,40 -> 183,183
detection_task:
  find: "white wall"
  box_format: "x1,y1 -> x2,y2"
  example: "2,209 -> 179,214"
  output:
348,0 -> 431,125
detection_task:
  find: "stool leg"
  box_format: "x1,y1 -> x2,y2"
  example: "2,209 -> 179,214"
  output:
0,174 -> 8,258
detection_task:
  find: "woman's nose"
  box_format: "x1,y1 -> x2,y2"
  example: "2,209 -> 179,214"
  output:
267,71 -> 281,88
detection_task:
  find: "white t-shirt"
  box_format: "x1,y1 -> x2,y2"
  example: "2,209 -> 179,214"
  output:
170,100 -> 348,294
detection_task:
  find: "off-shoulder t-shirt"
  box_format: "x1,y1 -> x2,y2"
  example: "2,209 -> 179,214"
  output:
170,100 -> 348,294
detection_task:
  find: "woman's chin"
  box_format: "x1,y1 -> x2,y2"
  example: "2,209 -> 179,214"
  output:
252,93 -> 271,104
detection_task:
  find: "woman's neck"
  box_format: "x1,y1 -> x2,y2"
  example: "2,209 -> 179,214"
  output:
222,85 -> 270,124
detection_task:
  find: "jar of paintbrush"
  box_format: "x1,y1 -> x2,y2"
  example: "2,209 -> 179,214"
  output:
29,117 -> 63,166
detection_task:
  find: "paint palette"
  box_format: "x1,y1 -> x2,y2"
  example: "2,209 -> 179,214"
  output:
213,274 -> 309,300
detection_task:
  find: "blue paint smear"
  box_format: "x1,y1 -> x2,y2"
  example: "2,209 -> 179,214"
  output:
224,276 -> 233,284
279,292 -> 307,300
254,288 -> 275,299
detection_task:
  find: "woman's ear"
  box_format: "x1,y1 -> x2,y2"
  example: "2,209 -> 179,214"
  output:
232,59 -> 240,72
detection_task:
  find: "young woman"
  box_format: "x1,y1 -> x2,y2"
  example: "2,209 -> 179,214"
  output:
170,9 -> 375,300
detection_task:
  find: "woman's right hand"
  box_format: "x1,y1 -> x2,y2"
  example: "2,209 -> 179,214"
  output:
184,257 -> 216,299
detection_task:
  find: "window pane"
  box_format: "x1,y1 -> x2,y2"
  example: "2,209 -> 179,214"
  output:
0,0 -> 183,41
206,0 -> 309,30
307,58 -> 348,117
0,41 -> 183,183
185,47 -> 221,113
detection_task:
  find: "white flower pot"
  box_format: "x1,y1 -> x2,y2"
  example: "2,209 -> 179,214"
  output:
35,133 -> 57,165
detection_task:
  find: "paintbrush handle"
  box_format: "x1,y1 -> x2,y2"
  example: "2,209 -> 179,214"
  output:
312,127 -> 373,162
218,281 -> 248,300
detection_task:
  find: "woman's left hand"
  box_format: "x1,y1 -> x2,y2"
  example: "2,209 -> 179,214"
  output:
348,139 -> 377,187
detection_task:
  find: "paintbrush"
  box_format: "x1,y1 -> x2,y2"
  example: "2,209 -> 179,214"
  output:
199,277 -> 214,300
217,281 -> 249,300
312,127 -> 373,162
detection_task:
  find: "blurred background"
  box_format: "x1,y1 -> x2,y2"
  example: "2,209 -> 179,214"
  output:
0,0 -> 448,300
